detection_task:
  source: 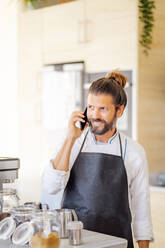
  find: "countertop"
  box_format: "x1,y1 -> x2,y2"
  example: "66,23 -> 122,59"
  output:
150,186 -> 165,193
0,229 -> 127,248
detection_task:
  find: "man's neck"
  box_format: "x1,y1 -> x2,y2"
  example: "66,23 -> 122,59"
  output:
94,128 -> 117,143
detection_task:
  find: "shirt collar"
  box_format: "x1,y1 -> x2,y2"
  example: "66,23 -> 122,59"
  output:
90,130 -> 118,145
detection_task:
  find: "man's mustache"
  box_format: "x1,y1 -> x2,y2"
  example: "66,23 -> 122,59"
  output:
89,119 -> 106,123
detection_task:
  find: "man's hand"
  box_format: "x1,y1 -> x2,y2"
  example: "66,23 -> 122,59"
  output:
66,111 -> 88,141
138,240 -> 150,248
52,111 -> 88,171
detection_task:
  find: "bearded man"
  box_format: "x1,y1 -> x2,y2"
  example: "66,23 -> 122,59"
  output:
42,71 -> 153,248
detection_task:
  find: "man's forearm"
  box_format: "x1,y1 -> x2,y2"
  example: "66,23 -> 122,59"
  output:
138,240 -> 149,248
52,137 -> 76,172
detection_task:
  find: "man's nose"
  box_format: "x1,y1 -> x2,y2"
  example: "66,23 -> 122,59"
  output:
92,109 -> 101,119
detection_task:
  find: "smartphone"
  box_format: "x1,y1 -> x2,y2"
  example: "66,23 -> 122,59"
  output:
80,108 -> 88,130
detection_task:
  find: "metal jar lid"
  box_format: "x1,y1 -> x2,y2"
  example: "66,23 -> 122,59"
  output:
67,221 -> 83,230
12,222 -> 34,246
0,216 -> 16,240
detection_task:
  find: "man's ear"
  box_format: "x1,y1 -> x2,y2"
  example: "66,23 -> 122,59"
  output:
116,105 -> 125,118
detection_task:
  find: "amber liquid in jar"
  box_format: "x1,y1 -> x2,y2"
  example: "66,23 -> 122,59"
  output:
31,232 -> 60,248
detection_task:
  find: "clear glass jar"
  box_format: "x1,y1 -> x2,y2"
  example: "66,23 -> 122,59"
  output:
0,189 -> 19,221
31,211 -> 60,236
10,205 -> 36,225
30,211 -> 60,248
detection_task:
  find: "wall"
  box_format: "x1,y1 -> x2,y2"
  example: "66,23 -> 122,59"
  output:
138,0 -> 165,172
0,1 -> 18,156
137,3 -> 165,246
18,8 -> 43,202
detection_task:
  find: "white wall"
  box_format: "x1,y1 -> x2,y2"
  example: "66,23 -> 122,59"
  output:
0,1 -> 18,157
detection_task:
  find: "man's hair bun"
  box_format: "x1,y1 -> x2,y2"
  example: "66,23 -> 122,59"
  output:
89,69 -> 127,107
105,70 -> 127,88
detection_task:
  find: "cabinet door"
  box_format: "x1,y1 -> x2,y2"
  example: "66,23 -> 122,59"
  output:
84,0 -> 137,70
43,1 -> 84,63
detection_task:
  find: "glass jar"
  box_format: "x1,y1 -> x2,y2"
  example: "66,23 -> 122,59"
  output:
10,205 -> 36,225
30,211 -> 60,248
0,189 -> 19,221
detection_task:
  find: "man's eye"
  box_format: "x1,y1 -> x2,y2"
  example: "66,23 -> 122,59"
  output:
100,107 -> 106,111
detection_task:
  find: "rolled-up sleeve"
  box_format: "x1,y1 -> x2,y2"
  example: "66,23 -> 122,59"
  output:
41,133 -> 70,195
130,148 -> 154,241
42,161 -> 69,194
41,132 -> 83,195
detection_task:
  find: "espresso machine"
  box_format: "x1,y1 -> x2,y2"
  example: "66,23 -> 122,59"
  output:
0,157 -> 20,190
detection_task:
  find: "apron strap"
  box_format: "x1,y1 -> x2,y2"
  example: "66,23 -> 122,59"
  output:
61,129 -> 89,207
79,129 -> 89,154
118,133 -> 123,159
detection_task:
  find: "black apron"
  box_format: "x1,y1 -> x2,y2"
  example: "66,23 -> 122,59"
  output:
62,130 -> 134,248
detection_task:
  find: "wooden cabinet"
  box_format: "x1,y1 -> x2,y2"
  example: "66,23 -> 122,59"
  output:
43,0 -> 85,64
149,190 -> 165,248
42,0 -> 137,69
84,0 -> 137,70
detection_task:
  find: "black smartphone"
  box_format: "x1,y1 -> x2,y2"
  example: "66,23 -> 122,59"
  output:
80,108 -> 88,130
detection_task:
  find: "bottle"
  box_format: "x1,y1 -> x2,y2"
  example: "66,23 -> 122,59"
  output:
30,211 -> 60,248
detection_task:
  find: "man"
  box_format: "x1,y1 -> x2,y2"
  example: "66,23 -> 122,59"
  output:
42,71 -> 153,248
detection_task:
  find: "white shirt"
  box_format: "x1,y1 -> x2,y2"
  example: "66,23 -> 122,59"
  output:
42,128 -> 154,242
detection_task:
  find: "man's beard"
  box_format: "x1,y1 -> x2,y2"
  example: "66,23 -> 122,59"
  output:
88,112 -> 117,135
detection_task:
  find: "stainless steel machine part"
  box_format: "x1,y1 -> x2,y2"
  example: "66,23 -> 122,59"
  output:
0,157 -> 20,190
0,157 -> 20,215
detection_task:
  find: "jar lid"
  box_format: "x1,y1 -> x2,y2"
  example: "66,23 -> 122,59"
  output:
24,202 -> 49,210
0,216 -> 16,240
10,205 -> 35,215
0,188 -> 17,195
32,210 -> 57,220
12,222 -> 34,246
10,206 -> 36,224
67,221 -> 83,230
